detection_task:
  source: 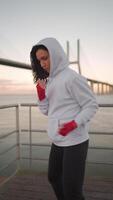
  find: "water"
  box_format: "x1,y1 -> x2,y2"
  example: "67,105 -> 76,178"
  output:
0,93 -> 113,133
0,93 -> 37,105
0,93 -> 113,176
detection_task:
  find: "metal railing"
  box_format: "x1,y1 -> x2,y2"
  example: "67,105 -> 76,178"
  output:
0,104 -> 21,186
0,103 -> 113,186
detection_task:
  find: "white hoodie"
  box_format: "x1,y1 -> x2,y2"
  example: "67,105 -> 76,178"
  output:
37,38 -> 98,146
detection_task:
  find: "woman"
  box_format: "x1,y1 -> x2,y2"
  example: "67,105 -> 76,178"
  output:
30,38 -> 98,200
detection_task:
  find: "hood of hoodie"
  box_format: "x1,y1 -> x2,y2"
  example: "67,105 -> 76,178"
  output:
37,38 -> 69,78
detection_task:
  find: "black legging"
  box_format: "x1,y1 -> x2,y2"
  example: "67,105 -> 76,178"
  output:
48,140 -> 89,200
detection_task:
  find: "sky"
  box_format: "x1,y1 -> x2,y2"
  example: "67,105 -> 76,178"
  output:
0,0 -> 113,93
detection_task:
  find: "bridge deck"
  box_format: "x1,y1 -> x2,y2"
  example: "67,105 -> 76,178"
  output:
0,173 -> 113,200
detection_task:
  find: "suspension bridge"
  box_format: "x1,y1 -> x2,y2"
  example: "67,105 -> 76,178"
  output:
0,39 -> 113,95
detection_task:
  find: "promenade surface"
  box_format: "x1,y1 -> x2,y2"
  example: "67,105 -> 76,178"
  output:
0,172 -> 113,200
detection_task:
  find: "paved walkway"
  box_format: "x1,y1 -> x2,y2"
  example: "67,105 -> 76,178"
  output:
0,173 -> 113,200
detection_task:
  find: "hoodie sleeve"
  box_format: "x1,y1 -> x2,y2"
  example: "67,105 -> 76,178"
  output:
38,98 -> 49,116
70,75 -> 98,126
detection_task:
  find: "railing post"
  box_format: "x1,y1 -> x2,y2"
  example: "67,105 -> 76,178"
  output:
66,40 -> 70,60
77,39 -> 82,75
16,104 -> 21,170
29,106 -> 32,168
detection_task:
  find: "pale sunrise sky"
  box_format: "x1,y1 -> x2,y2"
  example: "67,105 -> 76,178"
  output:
0,0 -> 113,85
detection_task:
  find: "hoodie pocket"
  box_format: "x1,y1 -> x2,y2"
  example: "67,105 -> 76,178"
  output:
47,118 -> 59,140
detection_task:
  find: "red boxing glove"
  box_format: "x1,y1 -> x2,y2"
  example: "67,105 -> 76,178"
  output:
59,120 -> 78,136
36,83 -> 45,101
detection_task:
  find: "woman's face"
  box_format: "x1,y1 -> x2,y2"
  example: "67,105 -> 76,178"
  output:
36,49 -> 50,73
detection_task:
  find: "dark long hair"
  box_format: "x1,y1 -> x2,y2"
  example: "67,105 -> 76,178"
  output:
30,44 -> 49,83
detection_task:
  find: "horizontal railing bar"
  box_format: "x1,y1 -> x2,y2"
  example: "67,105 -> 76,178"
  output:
89,146 -> 113,150
21,129 -> 113,136
89,131 -> 113,135
0,144 -> 17,156
21,103 -> 113,107
21,143 -> 113,150
0,104 -> 19,109
21,129 -> 113,135
0,130 -> 17,139
87,161 -> 113,165
20,103 -> 37,107
0,58 -> 31,70
21,157 -> 113,165
99,104 -> 113,107
21,143 -> 51,147
0,129 -> 112,141
0,159 -> 17,173
0,103 -> 113,109
21,157 -> 48,161
21,129 -> 46,133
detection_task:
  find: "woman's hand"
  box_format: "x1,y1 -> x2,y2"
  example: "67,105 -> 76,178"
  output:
37,79 -> 46,89
58,120 -> 78,136
36,79 -> 46,101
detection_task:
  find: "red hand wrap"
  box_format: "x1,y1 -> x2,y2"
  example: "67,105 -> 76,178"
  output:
59,120 -> 78,136
36,83 -> 45,101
